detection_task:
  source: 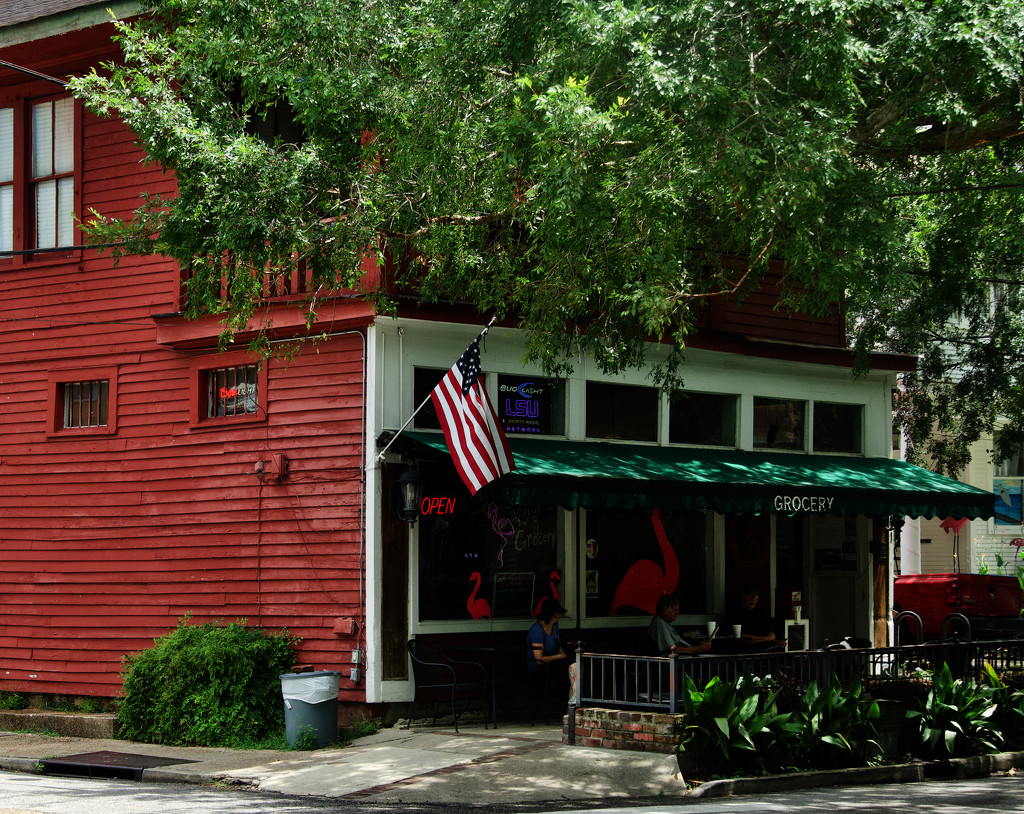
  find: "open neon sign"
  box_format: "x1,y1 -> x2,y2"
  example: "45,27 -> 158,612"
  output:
420,496 -> 457,515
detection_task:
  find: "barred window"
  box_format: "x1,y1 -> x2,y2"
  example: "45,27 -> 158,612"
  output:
63,379 -> 108,428
207,364 -> 258,417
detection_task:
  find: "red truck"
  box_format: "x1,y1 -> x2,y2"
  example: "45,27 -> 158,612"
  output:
894,573 -> 1024,641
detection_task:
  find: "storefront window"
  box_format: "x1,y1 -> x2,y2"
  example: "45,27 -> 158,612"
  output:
586,382 -> 658,442
753,397 -> 806,450
417,478 -> 560,620
669,391 -> 737,446
497,375 -> 565,436
583,509 -> 707,617
813,402 -> 863,454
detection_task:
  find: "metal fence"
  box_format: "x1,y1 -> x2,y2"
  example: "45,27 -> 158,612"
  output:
571,639 -> 1024,714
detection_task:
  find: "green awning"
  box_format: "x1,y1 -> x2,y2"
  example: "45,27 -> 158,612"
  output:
402,431 -> 994,519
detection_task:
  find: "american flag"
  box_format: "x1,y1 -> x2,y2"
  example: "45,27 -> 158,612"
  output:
430,338 -> 515,494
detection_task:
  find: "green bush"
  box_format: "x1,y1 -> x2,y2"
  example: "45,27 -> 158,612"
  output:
905,663 -> 1002,759
785,675 -> 881,771
678,674 -> 796,777
979,663 -> 1024,751
678,673 -> 881,779
117,615 -> 300,746
0,691 -> 28,710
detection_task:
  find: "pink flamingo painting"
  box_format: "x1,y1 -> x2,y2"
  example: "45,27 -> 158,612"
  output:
467,571 -> 492,619
610,509 -> 680,616
532,570 -> 562,617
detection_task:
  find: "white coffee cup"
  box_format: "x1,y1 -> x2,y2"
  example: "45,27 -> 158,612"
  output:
793,605 -> 802,621
706,621 -> 717,637
732,624 -> 742,639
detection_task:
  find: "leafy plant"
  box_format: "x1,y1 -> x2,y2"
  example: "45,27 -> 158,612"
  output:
678,674 -> 797,777
979,663 -> 1024,751
905,663 -> 1002,758
117,614 -> 300,747
0,692 -> 28,710
785,675 -> 881,770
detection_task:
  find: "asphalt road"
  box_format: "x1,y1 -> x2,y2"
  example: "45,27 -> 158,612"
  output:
1,771 -> 1024,814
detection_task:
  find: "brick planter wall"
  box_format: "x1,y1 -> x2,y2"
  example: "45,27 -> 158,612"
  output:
562,707 -> 685,753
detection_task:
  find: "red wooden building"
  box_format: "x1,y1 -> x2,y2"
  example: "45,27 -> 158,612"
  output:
0,1 -> 372,704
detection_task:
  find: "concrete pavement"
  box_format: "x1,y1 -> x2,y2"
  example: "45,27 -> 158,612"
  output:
1,718 -> 1023,805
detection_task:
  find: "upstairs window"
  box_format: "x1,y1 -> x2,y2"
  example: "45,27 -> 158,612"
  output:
813,402 -> 863,454
669,391 -> 738,446
586,382 -> 658,442
0,94 -> 78,259
754,397 -> 806,450
32,97 -> 75,249
0,107 -> 12,253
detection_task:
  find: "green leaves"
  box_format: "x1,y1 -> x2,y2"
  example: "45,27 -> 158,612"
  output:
118,614 -> 300,746
678,672 -> 880,777
69,0 -> 1024,454
905,663 -> 1003,758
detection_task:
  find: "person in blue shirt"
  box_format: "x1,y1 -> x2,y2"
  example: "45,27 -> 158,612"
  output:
527,597 -> 568,675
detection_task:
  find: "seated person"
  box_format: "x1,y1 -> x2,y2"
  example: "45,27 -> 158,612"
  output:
526,597 -> 570,697
647,594 -> 712,656
726,584 -> 783,649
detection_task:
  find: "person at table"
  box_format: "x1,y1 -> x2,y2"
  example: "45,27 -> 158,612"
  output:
527,597 -> 570,699
648,594 -> 712,656
726,584 -> 782,647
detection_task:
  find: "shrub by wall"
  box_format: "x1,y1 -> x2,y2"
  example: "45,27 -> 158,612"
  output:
117,615 -> 299,746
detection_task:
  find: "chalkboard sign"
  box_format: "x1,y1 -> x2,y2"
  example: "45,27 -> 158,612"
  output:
493,572 -> 535,617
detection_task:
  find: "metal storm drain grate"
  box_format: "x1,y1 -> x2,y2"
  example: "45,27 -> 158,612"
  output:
39,751 -> 198,781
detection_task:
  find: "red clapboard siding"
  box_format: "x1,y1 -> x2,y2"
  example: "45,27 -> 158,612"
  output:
0,37 -> 372,700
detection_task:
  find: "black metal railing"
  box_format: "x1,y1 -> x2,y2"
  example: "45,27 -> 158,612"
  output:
570,639 -> 1024,714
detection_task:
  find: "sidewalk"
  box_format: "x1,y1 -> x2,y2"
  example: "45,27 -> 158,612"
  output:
2,718 -> 1023,805
0,720 -> 682,804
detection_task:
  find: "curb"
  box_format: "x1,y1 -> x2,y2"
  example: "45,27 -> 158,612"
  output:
688,751 -> 1024,799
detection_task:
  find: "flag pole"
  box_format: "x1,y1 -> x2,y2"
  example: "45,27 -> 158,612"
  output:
376,315 -> 498,462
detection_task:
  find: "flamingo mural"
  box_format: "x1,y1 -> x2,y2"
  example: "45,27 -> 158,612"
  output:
467,571 -> 492,619
609,509 -> 680,616
531,570 -> 562,617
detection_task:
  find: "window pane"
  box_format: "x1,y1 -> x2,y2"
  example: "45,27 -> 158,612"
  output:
586,382 -> 658,441
0,186 -> 11,253
35,178 -> 56,249
417,477 -> 560,621
813,402 -> 863,454
57,176 -> 74,246
52,97 -> 74,174
413,367 -> 444,430
0,107 -> 12,182
669,392 -> 737,446
32,101 -> 53,178
497,375 -> 565,436
584,509 -> 707,617
753,397 -> 806,450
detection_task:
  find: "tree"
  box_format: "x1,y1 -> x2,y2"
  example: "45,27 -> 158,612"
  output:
71,0 -> 1024,473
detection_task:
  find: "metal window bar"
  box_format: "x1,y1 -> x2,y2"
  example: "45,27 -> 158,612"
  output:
63,379 -> 108,428
573,639 -> 1024,713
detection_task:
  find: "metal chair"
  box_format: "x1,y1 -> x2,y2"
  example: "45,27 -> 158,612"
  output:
407,639 -> 489,733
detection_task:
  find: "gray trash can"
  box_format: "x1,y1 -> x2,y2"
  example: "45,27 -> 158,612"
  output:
279,670 -> 341,748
